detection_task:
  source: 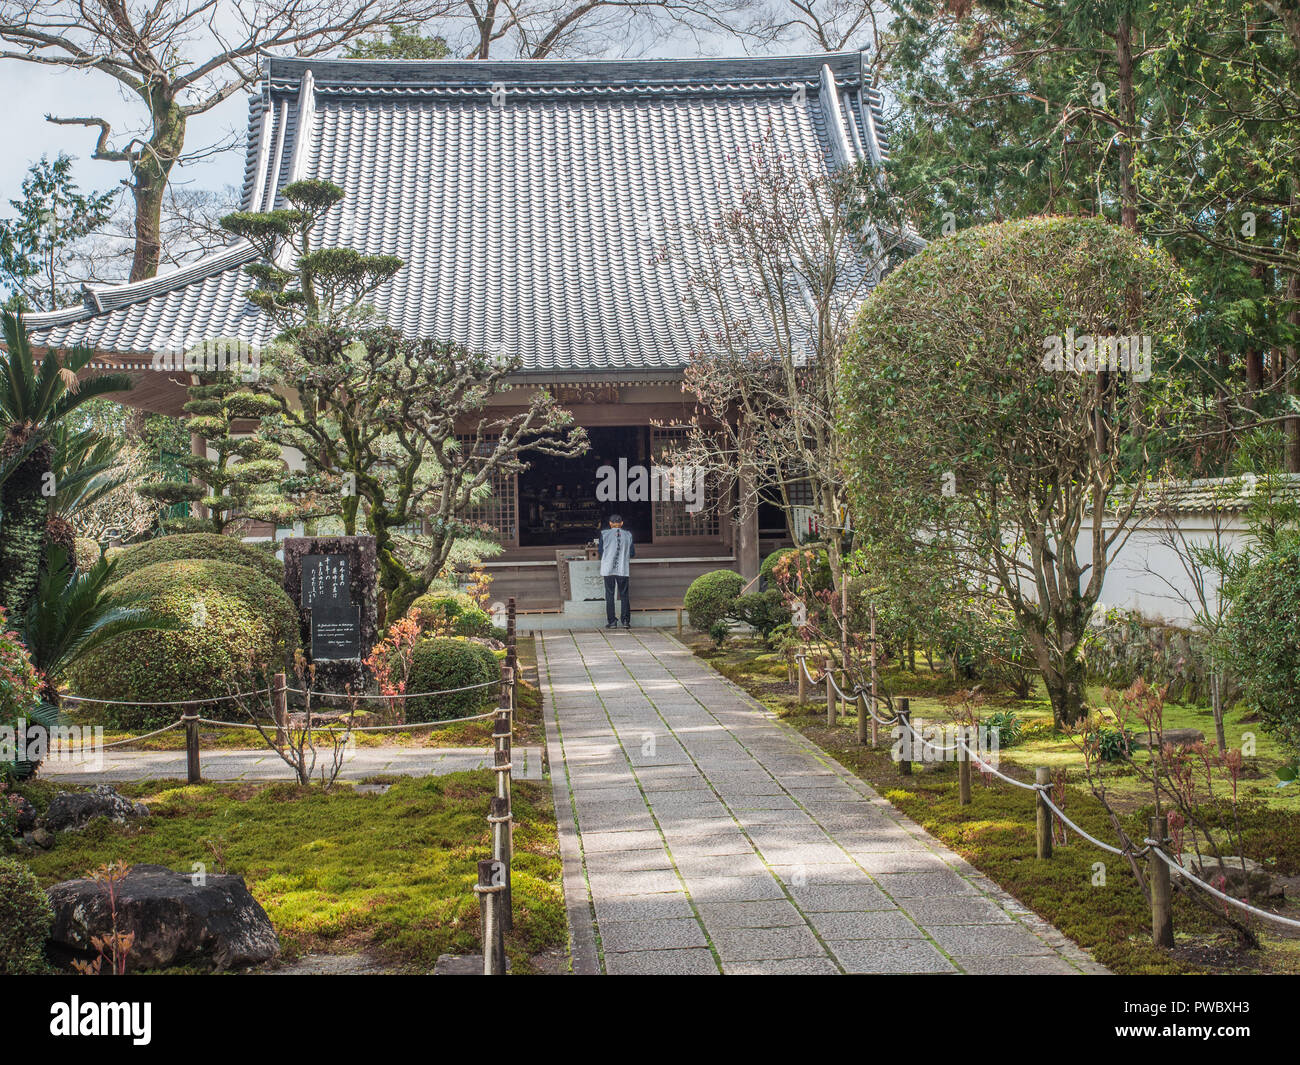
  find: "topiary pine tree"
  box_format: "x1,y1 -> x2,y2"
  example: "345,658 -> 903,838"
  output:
138,372 -> 294,534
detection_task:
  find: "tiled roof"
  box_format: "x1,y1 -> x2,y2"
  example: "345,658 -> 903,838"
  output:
1136,474 -> 1300,514
23,52 -> 897,375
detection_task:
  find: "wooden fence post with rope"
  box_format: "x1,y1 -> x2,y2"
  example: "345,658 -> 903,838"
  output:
825,657 -> 836,726
272,671 -> 288,748
184,711 -> 201,784
896,698 -> 912,776
506,597 -> 518,705
1149,813 -> 1174,947
1035,766 -> 1053,859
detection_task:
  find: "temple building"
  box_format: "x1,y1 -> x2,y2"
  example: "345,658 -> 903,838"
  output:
21,52 -> 894,621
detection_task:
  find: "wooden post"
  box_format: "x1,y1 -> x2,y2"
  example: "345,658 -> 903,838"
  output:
272,671 -> 288,748
797,653 -> 807,707
184,712 -> 200,784
897,698 -> 912,775
1149,814 -> 1174,947
493,738 -> 513,892
1035,767 -> 1053,859
825,657 -> 835,726
856,688 -> 869,745
499,663 -> 515,735
676,606 -> 683,635
477,858 -> 507,975
490,794 -> 513,933
506,597 -> 518,704
957,725 -> 972,806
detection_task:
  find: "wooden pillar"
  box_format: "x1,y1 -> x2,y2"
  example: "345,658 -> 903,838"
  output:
957,726 -> 972,805
897,698 -> 912,775
272,671 -> 288,748
1035,767 -> 1053,859
184,714 -> 200,784
1149,814 -> 1174,947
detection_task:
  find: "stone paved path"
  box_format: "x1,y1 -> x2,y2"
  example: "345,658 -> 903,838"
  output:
40,745 -> 545,784
538,629 -> 1106,975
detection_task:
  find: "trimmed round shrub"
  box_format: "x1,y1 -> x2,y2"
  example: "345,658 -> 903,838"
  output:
729,589 -> 788,638
1222,538 -> 1300,753
66,559 -> 299,730
111,533 -> 284,584
760,549 -> 794,586
407,591 -> 474,630
453,605 -> 493,638
0,855 -> 53,973
405,637 -> 499,721
767,547 -> 832,597
684,570 -> 745,633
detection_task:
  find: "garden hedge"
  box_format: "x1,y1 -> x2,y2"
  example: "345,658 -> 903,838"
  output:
684,569 -> 745,633
404,637 -> 499,721
111,533 -> 284,584
66,559 -> 299,730
0,856 -> 53,973
407,592 -> 494,638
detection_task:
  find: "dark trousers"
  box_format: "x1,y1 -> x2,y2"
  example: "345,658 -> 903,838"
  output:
604,574 -> 630,625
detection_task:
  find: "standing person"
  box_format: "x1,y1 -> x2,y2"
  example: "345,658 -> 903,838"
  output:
598,513 -> 635,629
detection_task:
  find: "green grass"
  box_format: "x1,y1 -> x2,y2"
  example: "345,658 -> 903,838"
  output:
688,634 -> 1300,975
13,771 -> 565,973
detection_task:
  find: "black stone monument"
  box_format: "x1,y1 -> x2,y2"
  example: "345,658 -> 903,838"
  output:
282,536 -> 378,693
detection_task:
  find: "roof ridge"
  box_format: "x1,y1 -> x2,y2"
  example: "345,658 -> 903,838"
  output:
266,51 -> 865,88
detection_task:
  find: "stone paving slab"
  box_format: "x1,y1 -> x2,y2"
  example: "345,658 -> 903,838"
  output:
539,628 -> 1108,976
40,745 -> 544,782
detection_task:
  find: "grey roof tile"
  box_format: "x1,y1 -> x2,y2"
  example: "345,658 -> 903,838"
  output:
25,53 -> 892,375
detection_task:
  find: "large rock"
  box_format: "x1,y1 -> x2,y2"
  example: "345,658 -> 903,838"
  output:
1178,853 -> 1284,902
44,784 -> 149,832
46,864 -> 280,971
1132,727 -> 1204,750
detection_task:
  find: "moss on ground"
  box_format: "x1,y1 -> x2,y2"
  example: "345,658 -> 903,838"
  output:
16,771 -> 565,973
688,634 -> 1300,975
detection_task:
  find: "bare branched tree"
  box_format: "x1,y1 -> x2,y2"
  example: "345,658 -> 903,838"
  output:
663,128 -> 915,601
0,0 -> 455,281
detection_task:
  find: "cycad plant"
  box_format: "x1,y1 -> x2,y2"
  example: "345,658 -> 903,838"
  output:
0,312 -> 131,616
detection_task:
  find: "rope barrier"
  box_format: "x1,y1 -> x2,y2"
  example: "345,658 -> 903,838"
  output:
192,708 -> 499,733
1146,843 -> 1300,931
99,720 -> 186,748
285,679 -> 497,700
1041,792 -> 1137,857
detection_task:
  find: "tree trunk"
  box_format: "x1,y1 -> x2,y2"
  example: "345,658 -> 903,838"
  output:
1042,653 -> 1088,728
129,94 -> 187,282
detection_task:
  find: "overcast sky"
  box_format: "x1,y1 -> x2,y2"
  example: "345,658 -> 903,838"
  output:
0,63 -> 246,208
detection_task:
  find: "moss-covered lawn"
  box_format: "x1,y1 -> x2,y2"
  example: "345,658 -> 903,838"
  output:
687,634 -> 1300,976
14,769 -> 565,973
